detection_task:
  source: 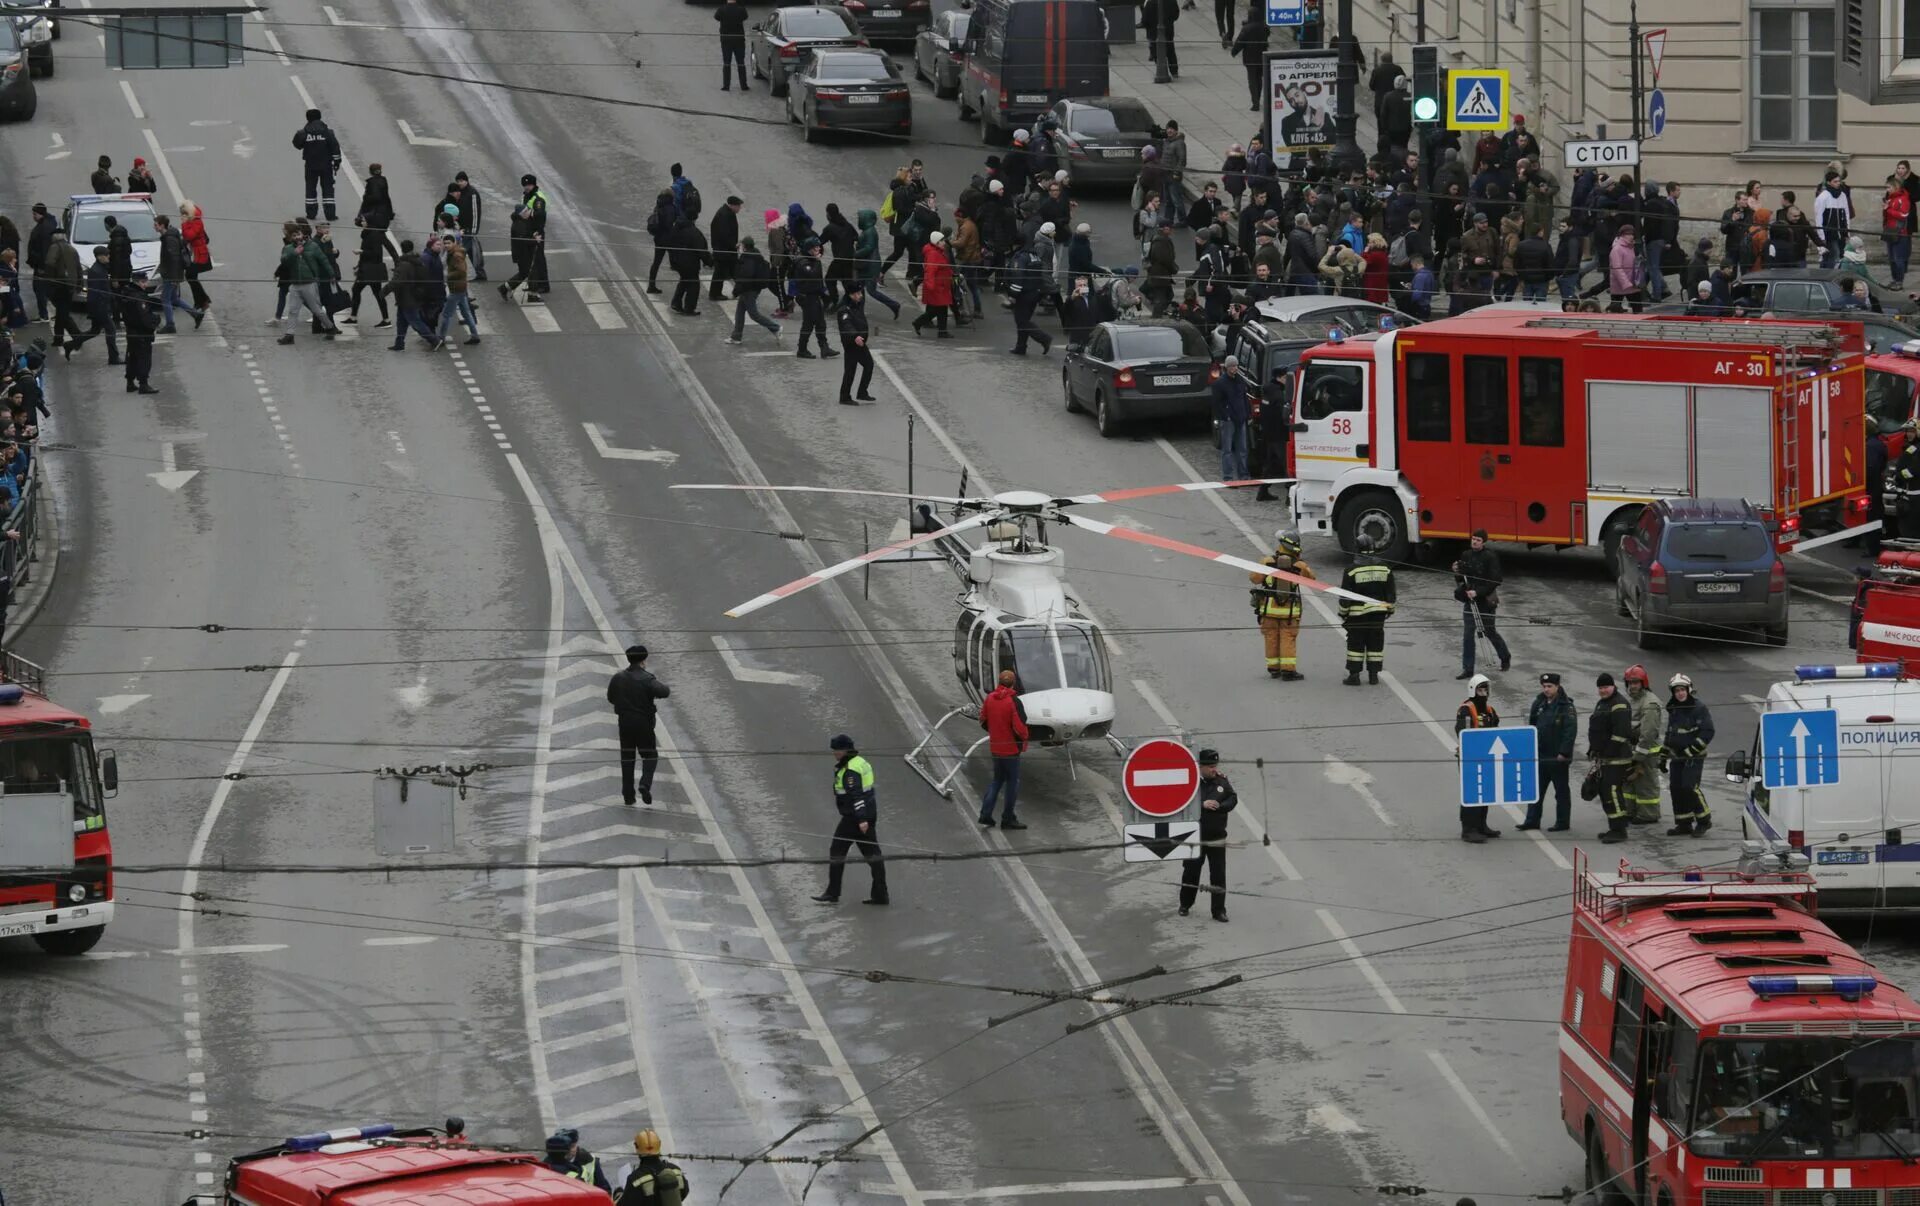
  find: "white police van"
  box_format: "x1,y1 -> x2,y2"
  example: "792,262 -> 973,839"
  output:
1727,664 -> 1920,909
62,193 -> 159,280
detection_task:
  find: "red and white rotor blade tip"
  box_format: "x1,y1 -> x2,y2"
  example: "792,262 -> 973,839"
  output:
673,484 -> 976,505
724,511 -> 1002,618
1056,513 -> 1371,605
1060,478 -> 1293,506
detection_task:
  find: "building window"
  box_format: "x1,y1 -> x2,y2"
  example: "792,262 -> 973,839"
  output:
1752,1 -> 1838,146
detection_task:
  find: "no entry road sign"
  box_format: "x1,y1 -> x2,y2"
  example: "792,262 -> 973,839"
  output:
1123,739 -> 1199,817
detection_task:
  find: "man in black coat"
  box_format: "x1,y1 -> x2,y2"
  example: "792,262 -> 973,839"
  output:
1451,528 -> 1512,677
607,645 -> 670,805
119,279 -> 160,395
791,240 -> 837,359
292,107 -> 344,220
667,216 -> 710,316
360,163 -> 395,230
836,282 -> 876,406
1177,750 -> 1236,921
65,248 -> 121,364
715,0 -> 751,90
821,202 -> 858,303
709,196 -> 742,302
1141,0 -> 1178,78
25,203 -> 59,321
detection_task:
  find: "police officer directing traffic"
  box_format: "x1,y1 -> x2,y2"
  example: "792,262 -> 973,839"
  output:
814,734 -> 889,905
291,107 -> 342,221
1664,673 -> 1715,836
615,1129 -> 690,1204
1177,749 -> 1236,922
608,644 -> 670,805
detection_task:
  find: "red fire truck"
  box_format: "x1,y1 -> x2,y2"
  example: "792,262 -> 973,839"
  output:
184,1124 -> 612,1206
1287,312 -> 1870,566
1851,548 -> 1920,672
0,651 -> 119,955
1562,850 -> 1920,1206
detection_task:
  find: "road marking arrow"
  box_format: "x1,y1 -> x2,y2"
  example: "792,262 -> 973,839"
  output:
582,423 -> 679,464
95,694 -> 152,715
396,119 -> 456,147
1323,756 -> 1396,826
710,635 -> 816,687
45,132 -> 68,161
1307,1103 -> 1365,1134
148,441 -> 198,492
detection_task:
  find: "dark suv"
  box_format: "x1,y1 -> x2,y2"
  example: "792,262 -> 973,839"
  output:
1615,498 -> 1789,648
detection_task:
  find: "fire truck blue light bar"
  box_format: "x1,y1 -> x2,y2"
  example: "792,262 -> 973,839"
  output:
1794,664 -> 1901,681
284,1124 -> 397,1151
1748,974 -> 1879,1000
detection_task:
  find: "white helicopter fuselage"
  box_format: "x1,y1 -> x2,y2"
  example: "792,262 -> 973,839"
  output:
955,542 -> 1116,746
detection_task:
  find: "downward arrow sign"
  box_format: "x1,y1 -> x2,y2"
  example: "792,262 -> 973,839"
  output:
148,441 -> 198,492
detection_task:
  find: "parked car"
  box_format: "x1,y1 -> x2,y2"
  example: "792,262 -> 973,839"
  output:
838,0 -> 928,44
11,7 -> 50,77
0,18 -> 36,120
63,193 -> 161,279
1045,97 -> 1158,189
1062,319 -> 1217,437
1614,497 -> 1789,647
910,9 -> 967,97
1728,268 -> 1919,320
784,47 -> 911,140
751,5 -> 867,97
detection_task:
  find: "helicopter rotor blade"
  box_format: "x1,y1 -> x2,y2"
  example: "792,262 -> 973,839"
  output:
1053,512 -> 1373,606
1056,479 -> 1294,507
722,511 -> 1006,617
673,484 -> 982,506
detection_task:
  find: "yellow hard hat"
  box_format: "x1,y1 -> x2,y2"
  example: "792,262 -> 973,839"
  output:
634,1129 -> 662,1156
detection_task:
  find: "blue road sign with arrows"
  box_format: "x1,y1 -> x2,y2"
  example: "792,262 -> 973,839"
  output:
1760,708 -> 1841,789
1648,88 -> 1667,139
1459,726 -> 1538,806
1266,0 -> 1302,25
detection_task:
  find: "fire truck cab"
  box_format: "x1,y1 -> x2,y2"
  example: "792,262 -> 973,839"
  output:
0,651 -> 118,956
1563,851 -> 1920,1206
1851,547 -> 1920,673
184,1124 -> 612,1206
1288,313 -> 1868,566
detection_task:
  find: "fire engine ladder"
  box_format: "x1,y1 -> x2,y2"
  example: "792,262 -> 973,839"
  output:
1523,315 -> 1849,358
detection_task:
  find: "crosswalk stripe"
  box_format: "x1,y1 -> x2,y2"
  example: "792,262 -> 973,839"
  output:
533,888 -> 619,914
535,955 -> 623,981
550,1059 -> 638,1092
536,986 -> 624,1017
519,301 -> 562,333
543,1021 -> 630,1054
572,280 -> 627,329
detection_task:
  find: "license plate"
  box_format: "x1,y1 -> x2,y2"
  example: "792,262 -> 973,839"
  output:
1696,582 -> 1741,594
0,920 -> 37,938
1818,849 -> 1870,865
874,8 -> 901,15
846,93 -> 880,104
1154,375 -> 1192,387
1102,148 -> 1136,159
1015,93 -> 1047,103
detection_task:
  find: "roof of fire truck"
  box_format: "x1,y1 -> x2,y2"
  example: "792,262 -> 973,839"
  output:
228,1137 -> 609,1206
1576,855 -> 1920,1031
1307,311 -> 1867,357
0,680 -> 90,731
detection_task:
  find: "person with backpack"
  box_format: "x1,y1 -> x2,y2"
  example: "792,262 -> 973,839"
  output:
614,1129 -> 688,1204
725,235 -> 780,344
645,188 -> 679,295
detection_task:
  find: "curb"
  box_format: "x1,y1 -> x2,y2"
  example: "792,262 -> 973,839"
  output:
4,457 -> 61,647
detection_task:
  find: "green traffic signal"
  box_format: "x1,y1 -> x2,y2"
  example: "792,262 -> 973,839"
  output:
1412,95 -> 1438,122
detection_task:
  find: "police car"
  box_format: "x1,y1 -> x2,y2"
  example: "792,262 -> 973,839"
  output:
63,193 -> 159,279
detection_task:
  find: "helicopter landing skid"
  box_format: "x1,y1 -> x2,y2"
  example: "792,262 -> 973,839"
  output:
904,705 -> 986,799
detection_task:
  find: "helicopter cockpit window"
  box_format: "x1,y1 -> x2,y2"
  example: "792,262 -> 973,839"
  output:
1002,625 -> 1059,692
1055,624 -> 1108,691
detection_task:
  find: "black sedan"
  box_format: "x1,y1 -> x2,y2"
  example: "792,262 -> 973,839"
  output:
785,48 -> 912,140
0,18 -> 35,120
839,0 -> 929,44
1046,97 -> 1159,189
1062,320 -> 1216,437
752,5 -> 867,97
911,8 -> 968,97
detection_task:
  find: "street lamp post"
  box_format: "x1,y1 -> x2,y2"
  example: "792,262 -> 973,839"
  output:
1330,0 -> 1365,172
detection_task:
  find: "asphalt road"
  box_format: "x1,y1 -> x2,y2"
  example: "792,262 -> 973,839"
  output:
0,4 -> 1899,1204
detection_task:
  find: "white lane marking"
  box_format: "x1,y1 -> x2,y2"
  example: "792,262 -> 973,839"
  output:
537,987 -> 626,1018
85,943 -> 288,960
1322,756 -> 1395,827
119,80 -> 144,119
582,422 -> 678,463
860,1180 -> 1218,1200
1153,435 -> 1574,871
572,280 -> 626,329
323,4 -> 372,24
1306,1103 -> 1365,1134
1426,1050 -> 1522,1164
95,694 -> 152,715
396,118 -> 456,146
549,1060 -> 639,1092
148,438 -> 197,491
518,301 -> 562,333
363,935 -> 436,947
1130,678 -> 1184,736
45,131 -> 68,161
1790,582 -> 1851,604
395,674 -> 429,711
262,28 -> 290,63
1315,909 -> 1407,1014
711,634 -> 817,686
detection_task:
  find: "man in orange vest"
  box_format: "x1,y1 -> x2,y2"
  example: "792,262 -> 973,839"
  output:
1454,674 -> 1502,843
977,670 -> 1030,830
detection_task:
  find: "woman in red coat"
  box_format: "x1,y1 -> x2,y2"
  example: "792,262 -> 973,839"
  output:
178,200 -> 214,310
913,230 -> 954,338
1361,232 -> 1390,304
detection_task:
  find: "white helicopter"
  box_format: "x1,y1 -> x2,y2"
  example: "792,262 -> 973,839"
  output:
673,478 -> 1361,795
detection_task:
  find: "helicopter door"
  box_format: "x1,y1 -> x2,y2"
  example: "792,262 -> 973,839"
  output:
953,611 -> 974,686
969,616 -> 997,697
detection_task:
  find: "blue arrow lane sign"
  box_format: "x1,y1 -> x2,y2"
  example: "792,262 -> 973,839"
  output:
1459,726 -> 1539,807
1760,708 -> 1842,789
1648,88 -> 1667,140
1266,0 -> 1303,26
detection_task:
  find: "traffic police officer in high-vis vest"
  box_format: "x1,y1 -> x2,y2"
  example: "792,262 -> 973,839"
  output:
814,734 -> 890,905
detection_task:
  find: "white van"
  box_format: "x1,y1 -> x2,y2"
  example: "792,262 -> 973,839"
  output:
1728,665 -> 1920,910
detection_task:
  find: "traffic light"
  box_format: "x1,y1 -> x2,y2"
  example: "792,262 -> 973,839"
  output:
1411,44 -> 1440,124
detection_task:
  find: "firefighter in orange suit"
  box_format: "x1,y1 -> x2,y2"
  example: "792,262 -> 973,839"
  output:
1251,528 -> 1313,680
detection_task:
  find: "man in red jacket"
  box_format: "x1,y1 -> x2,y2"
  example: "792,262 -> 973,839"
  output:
976,670 -> 1029,830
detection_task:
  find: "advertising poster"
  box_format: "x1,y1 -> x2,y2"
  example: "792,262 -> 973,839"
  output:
1266,49 -> 1338,155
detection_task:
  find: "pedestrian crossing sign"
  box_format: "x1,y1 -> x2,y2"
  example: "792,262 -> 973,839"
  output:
1446,68 -> 1509,131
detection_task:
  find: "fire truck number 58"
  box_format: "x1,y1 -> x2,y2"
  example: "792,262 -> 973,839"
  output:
1331,418 -> 1354,434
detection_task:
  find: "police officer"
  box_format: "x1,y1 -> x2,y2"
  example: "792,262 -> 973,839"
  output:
543,1129 -> 612,1192
1664,673 -> 1715,836
1454,674 -> 1502,842
1588,671 -> 1633,844
1895,419 -> 1920,539
1622,663 -> 1665,825
501,174 -> 550,303
791,239 -> 837,360
1523,672 -> 1577,832
1338,534 -> 1396,685
616,1129 -> 689,1204
814,734 -> 888,905
608,644 -> 670,805
1177,749 -> 1236,922
1250,528 -> 1313,680
291,107 -> 342,221
836,281 -> 876,406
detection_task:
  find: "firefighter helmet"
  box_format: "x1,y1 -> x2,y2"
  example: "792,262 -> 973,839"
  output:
1274,527 -> 1302,557
1355,534 -> 1377,554
1466,673 -> 1491,696
634,1129 -> 662,1156
1623,664 -> 1651,688
1669,673 -> 1694,692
